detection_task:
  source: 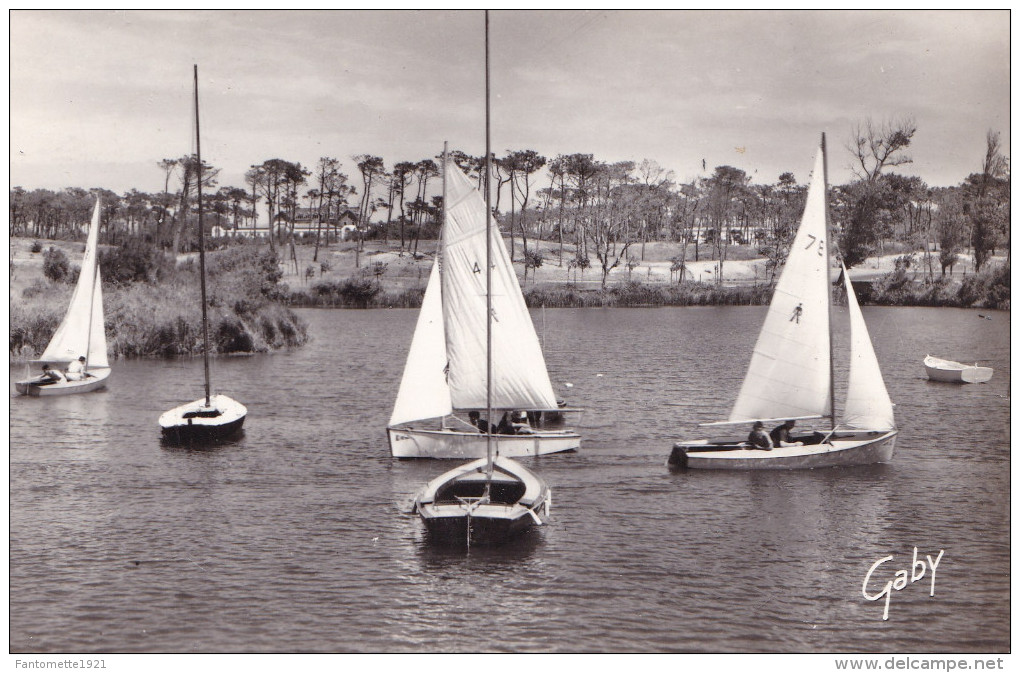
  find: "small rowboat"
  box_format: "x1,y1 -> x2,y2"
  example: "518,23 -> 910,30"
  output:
924,355 -> 993,384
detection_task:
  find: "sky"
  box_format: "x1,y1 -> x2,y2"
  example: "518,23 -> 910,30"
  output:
8,9 -> 1011,197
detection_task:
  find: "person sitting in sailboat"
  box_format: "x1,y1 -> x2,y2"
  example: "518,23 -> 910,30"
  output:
65,356 -> 87,381
747,421 -> 773,450
771,420 -> 803,447
494,412 -> 515,435
511,410 -> 534,435
40,364 -> 65,384
468,411 -> 490,434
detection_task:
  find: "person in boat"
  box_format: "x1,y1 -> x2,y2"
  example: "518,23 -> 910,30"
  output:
511,410 -> 534,435
770,420 -> 804,447
40,364 -> 65,384
65,356 -> 86,381
467,411 -> 490,434
747,421 -> 773,450
495,412 -> 515,435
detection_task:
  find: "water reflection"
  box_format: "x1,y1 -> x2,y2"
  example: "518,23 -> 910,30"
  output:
159,429 -> 247,452
414,527 -> 543,568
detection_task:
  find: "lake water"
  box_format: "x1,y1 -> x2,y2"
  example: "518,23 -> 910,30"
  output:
9,306 -> 1010,653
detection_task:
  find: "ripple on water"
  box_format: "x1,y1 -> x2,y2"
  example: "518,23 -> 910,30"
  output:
8,306 -> 1011,653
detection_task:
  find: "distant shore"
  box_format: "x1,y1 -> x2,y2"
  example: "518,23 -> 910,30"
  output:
8,236 -> 1009,362
266,237 -> 1009,311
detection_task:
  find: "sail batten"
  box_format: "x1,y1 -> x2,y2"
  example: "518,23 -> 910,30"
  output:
40,199 -> 108,368
841,265 -> 896,430
728,150 -> 832,423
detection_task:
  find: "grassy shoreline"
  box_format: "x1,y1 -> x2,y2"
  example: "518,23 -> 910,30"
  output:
9,236 -> 1009,362
280,270 -> 1009,311
10,240 -> 309,363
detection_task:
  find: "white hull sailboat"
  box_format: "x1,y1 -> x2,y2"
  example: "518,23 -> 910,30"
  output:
669,136 -> 897,470
159,65 -> 247,445
412,13 -> 554,546
16,198 -> 111,396
386,150 -> 580,460
924,355 -> 993,383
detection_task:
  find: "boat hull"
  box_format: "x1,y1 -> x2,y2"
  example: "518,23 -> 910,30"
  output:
415,456 -> 550,546
388,426 -> 580,459
420,505 -> 542,545
668,430 -> 897,470
159,394 -> 247,444
924,356 -> 993,383
15,368 -> 111,397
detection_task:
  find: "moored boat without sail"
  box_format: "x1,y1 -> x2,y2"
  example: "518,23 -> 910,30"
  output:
413,12 -> 552,547
415,456 -> 551,545
16,198 -> 111,396
923,355 -> 993,383
159,65 -> 246,444
386,152 -> 580,459
668,136 -> 897,470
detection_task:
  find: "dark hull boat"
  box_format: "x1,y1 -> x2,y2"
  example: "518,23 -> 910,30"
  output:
159,394 -> 247,444
158,65 -> 247,445
410,14 -> 555,547
414,456 -> 550,546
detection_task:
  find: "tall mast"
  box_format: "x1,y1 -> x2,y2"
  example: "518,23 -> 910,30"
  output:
195,64 -> 212,407
821,132 -> 836,432
484,10 -> 494,474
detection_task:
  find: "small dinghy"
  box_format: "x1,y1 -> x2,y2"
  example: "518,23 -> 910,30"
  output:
16,198 -> 111,396
386,155 -> 581,459
158,65 -> 247,445
414,456 -> 550,546
159,394 -> 247,444
669,135 -> 897,470
924,355 -> 993,384
412,15 -> 553,547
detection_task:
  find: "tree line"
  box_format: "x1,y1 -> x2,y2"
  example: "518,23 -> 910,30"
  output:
9,117 -> 1009,289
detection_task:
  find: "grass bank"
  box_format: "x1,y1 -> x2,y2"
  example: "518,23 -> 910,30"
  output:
280,264 -> 1009,311
10,243 -> 309,361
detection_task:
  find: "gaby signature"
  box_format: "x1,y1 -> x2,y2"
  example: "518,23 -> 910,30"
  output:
862,548 -> 945,620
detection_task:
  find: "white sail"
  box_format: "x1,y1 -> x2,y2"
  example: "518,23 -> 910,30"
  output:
440,161 -> 558,411
388,261 -> 453,426
39,198 -> 109,368
841,265 -> 895,430
88,267 -> 109,368
728,149 -> 832,423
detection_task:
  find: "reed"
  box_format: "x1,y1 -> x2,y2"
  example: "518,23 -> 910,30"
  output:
283,277 -> 426,308
101,281 -> 308,358
10,245 -> 310,361
867,264 -> 1010,309
523,281 -> 774,308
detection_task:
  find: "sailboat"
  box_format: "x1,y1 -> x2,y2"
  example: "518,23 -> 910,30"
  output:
668,135 -> 897,470
158,65 -> 247,444
386,151 -> 580,459
413,11 -> 552,545
16,198 -> 111,396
